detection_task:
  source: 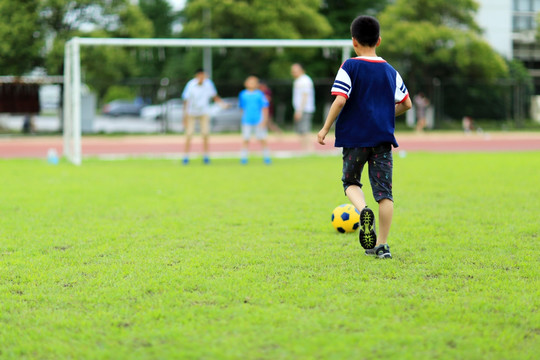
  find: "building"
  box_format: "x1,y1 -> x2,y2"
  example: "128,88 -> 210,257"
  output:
476,0 -> 513,58
476,0 -> 540,91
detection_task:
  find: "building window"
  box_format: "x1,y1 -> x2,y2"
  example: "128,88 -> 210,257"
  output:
514,0 -> 532,11
513,14 -> 536,31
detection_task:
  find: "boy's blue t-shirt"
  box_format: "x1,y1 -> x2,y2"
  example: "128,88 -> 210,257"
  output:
331,56 -> 409,148
239,89 -> 269,125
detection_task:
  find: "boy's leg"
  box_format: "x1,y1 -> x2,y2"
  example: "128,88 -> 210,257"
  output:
377,199 -> 393,245
183,115 -> 195,164
260,139 -> 271,164
342,148 -> 369,209
257,126 -> 271,164
367,144 -> 394,256
342,148 -> 377,249
347,185 -> 377,249
345,185 -> 366,211
200,115 -> 211,163
241,124 -> 251,164
297,113 -> 313,152
241,140 -> 249,163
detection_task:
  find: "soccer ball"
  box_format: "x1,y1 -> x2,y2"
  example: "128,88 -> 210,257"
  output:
331,204 -> 360,233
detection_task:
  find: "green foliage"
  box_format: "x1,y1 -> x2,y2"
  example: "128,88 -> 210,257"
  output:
136,0 -> 178,80
102,85 -> 137,104
180,0 -> 332,80
377,0 -> 510,120
41,1 -> 154,100
139,0 -> 176,38
115,4 -> 154,38
508,58 -> 534,89
320,0 -> 390,38
183,0 -> 331,40
384,0 -> 481,31
379,0 -> 508,91
0,0 -> 43,75
79,36 -> 141,100
0,153 -> 539,358
40,0 -> 129,33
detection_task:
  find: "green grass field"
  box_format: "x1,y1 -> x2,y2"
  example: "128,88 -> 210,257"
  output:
1,152 -> 539,359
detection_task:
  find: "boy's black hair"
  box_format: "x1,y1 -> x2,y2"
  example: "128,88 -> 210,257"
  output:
195,68 -> 204,74
350,16 -> 380,47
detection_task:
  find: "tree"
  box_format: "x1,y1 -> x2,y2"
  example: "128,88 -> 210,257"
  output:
178,0 -> 332,80
137,0 -> 178,79
0,0 -> 43,75
379,0 -> 507,87
320,0 -> 390,38
140,0 -> 176,38
42,1 -> 154,74
378,0 -> 509,120
41,1 -> 154,101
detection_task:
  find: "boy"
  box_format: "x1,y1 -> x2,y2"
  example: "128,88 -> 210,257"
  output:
317,15 -> 412,259
291,63 -> 315,151
239,76 -> 271,165
181,69 -> 225,165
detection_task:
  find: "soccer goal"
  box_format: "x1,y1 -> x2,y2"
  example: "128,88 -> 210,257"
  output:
63,37 -> 352,165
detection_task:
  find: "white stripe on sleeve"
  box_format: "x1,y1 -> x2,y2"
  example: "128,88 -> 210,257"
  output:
395,71 -> 408,103
331,68 -> 352,98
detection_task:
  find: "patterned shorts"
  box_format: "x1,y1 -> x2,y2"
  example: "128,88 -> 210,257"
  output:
341,144 -> 393,202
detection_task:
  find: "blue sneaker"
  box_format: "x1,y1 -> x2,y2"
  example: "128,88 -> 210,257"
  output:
264,157 -> 272,165
240,158 -> 248,165
203,156 -> 210,165
182,157 -> 189,165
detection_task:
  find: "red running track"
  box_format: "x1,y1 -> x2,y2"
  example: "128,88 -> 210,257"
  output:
0,132 -> 539,159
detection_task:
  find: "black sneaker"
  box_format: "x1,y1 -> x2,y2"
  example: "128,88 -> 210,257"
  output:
374,244 -> 392,259
364,248 -> 376,256
359,207 -> 377,249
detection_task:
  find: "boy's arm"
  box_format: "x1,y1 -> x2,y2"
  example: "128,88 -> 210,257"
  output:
260,107 -> 269,127
213,95 -> 229,109
395,96 -> 412,117
318,95 -> 346,145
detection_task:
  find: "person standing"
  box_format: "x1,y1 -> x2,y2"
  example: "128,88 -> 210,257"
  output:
317,15 -> 412,259
413,92 -> 429,132
291,63 -> 315,151
239,76 -> 271,165
181,69 -> 225,165
259,81 -> 282,134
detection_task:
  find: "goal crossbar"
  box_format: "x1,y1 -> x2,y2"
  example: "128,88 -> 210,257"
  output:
63,37 -> 353,165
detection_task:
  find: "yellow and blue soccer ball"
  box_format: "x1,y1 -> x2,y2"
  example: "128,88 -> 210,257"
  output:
331,204 -> 360,233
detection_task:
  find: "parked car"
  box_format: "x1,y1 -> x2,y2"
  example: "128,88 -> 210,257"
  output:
140,104 -> 165,120
102,100 -> 143,117
140,97 -> 242,132
210,97 -> 243,132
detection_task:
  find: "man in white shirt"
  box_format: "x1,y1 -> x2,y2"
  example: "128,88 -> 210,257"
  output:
291,63 -> 315,151
181,69 -> 224,164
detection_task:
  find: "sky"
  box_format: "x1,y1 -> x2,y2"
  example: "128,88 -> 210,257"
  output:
167,0 -> 186,11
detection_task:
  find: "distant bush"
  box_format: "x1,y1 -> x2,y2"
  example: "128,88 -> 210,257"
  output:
103,86 -> 137,104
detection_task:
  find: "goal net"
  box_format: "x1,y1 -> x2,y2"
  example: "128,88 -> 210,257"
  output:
63,37 -> 352,165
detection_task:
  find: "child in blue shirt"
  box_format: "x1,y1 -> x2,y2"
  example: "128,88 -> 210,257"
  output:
239,76 -> 271,165
318,15 -> 412,259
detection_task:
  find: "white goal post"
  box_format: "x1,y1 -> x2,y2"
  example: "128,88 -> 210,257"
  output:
63,37 -> 352,165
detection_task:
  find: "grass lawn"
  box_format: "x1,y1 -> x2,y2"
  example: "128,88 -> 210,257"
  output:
0,152 -> 539,359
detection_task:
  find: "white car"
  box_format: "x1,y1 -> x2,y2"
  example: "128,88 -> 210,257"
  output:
140,97 -> 242,132
140,105 -> 163,120
140,99 -> 183,121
